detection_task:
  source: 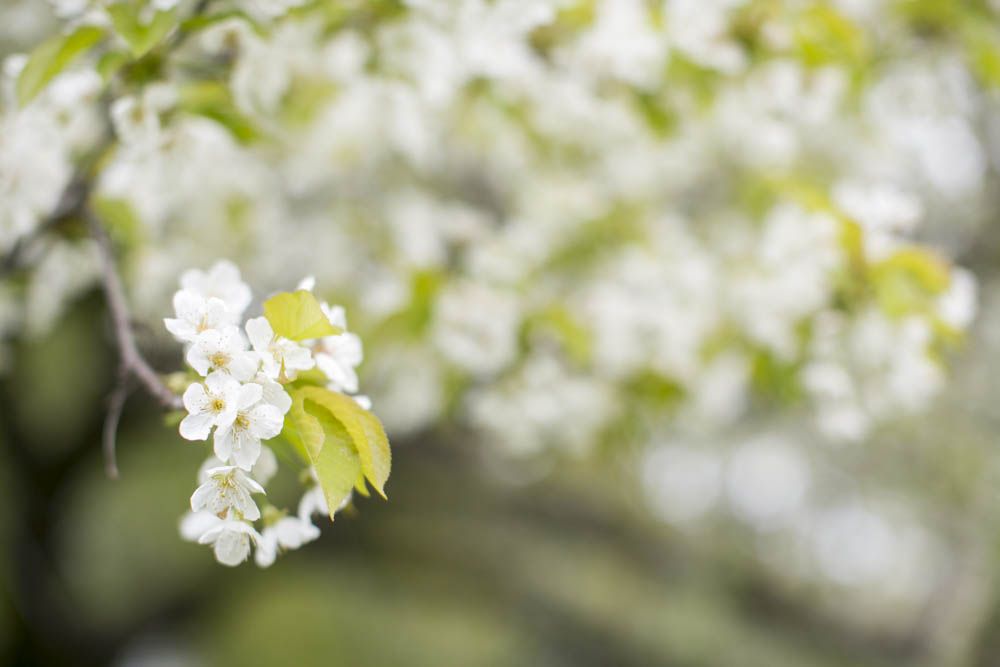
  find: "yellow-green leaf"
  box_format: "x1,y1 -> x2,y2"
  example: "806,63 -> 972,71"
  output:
874,248 -> 951,294
281,390 -> 319,462
306,402 -> 362,520
106,4 -> 178,58
298,385 -> 391,499
17,26 -> 105,106
283,389 -> 359,520
263,290 -> 341,341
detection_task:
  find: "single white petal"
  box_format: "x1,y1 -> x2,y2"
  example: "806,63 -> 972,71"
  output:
233,429 -> 261,470
254,529 -> 278,567
282,343 -> 315,372
237,383 -> 264,410
213,425 -> 235,462
233,487 -> 261,521
214,530 -> 251,566
190,481 -> 217,512
238,469 -> 267,495
245,317 -> 274,352
197,523 -> 225,544
197,456 -> 226,482
182,383 -> 209,413
203,297 -> 231,330
164,318 -> 198,342
321,303 -> 347,329
179,412 -> 214,441
229,353 -> 259,382
252,446 -> 279,486
248,404 -> 283,440
179,511 -> 222,542
205,369 -> 237,396
255,374 -> 292,415
173,289 -> 205,323
275,516 -> 319,549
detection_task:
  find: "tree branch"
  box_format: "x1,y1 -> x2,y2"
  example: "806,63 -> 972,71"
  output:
87,208 -> 183,411
87,207 -> 183,477
0,176 -> 90,276
102,374 -> 131,479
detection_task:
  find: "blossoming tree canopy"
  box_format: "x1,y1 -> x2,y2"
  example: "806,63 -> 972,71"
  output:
170,262 -> 389,567
0,0 -> 994,570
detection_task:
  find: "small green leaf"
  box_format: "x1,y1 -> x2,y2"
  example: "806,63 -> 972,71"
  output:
92,197 -> 144,246
298,386 -> 391,499
263,290 -> 341,341
282,390 -> 321,462
97,49 -> 131,81
283,390 -> 359,520
305,401 -> 363,516
17,26 -> 105,106
107,4 -> 178,58
874,248 -> 951,294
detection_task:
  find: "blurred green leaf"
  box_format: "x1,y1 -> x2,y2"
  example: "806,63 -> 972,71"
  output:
92,197 -> 144,247
96,48 -> 131,81
17,25 -> 104,106
106,4 -> 178,58
178,81 -> 261,143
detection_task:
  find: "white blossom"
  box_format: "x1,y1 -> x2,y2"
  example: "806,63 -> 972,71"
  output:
250,370 -> 293,415
164,291 -> 231,343
179,260 -> 252,323
245,316 -> 314,381
179,510 -> 224,542
186,326 -> 258,381
179,370 -> 242,441
197,519 -> 261,567
314,304 -> 363,393
190,465 -> 266,521
213,383 -> 284,470
254,516 -> 320,568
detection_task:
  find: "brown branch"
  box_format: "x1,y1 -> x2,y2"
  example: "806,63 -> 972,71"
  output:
87,207 -> 183,477
87,207 -> 183,411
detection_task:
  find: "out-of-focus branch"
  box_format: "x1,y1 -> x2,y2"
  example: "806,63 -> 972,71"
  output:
0,176 -> 91,276
86,207 -> 182,477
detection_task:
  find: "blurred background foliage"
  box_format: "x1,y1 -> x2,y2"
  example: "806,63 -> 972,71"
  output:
3,0 -> 1000,665
7,285 -> 1000,666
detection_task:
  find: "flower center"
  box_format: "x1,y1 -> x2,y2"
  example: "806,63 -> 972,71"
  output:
210,352 -> 229,368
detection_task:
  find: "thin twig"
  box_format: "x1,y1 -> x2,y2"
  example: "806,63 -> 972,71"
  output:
86,207 -> 183,412
102,374 -> 131,479
87,207 -> 182,477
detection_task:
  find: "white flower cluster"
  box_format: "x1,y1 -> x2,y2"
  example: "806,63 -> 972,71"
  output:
165,261 -> 364,566
0,1 -> 993,465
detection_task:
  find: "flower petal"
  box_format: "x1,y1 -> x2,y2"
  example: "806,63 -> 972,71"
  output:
179,411 -> 214,441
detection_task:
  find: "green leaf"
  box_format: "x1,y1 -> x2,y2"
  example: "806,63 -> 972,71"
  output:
106,4 -> 178,58
178,81 -> 260,143
96,49 -> 131,81
874,248 -> 951,294
263,290 -> 341,341
283,390 -> 360,520
17,26 -> 105,106
297,385 -> 391,499
92,197 -> 144,247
